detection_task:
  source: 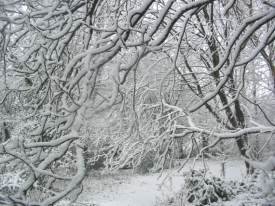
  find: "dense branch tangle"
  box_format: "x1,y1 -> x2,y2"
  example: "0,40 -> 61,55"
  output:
0,0 -> 274,205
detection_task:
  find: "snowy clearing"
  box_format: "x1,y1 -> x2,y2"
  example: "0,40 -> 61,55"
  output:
74,159 -> 251,206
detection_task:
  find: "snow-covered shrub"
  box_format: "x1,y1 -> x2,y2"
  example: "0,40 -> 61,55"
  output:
159,170 -> 251,206
184,170 -> 236,205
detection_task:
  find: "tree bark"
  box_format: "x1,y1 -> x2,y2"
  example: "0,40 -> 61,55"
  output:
202,5 -> 253,174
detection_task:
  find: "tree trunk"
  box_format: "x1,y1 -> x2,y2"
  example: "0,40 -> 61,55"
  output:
201,5 -> 253,174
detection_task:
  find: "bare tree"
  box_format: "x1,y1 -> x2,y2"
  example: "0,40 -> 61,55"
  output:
0,0 -> 274,204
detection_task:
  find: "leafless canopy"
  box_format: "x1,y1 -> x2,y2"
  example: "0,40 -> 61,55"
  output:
0,0 -> 274,205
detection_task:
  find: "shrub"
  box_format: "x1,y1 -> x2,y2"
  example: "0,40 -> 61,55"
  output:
158,170 -> 250,206
185,170 -> 235,205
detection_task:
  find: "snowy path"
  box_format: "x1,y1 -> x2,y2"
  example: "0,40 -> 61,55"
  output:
78,170 -> 185,206
76,159 -> 246,206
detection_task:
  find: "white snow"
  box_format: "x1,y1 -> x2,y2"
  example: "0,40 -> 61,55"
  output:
76,159 -> 247,206
78,170 -> 184,206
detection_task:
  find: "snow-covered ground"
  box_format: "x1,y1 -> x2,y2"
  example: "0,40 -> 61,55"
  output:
73,159 -> 249,206
79,171 -> 184,206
